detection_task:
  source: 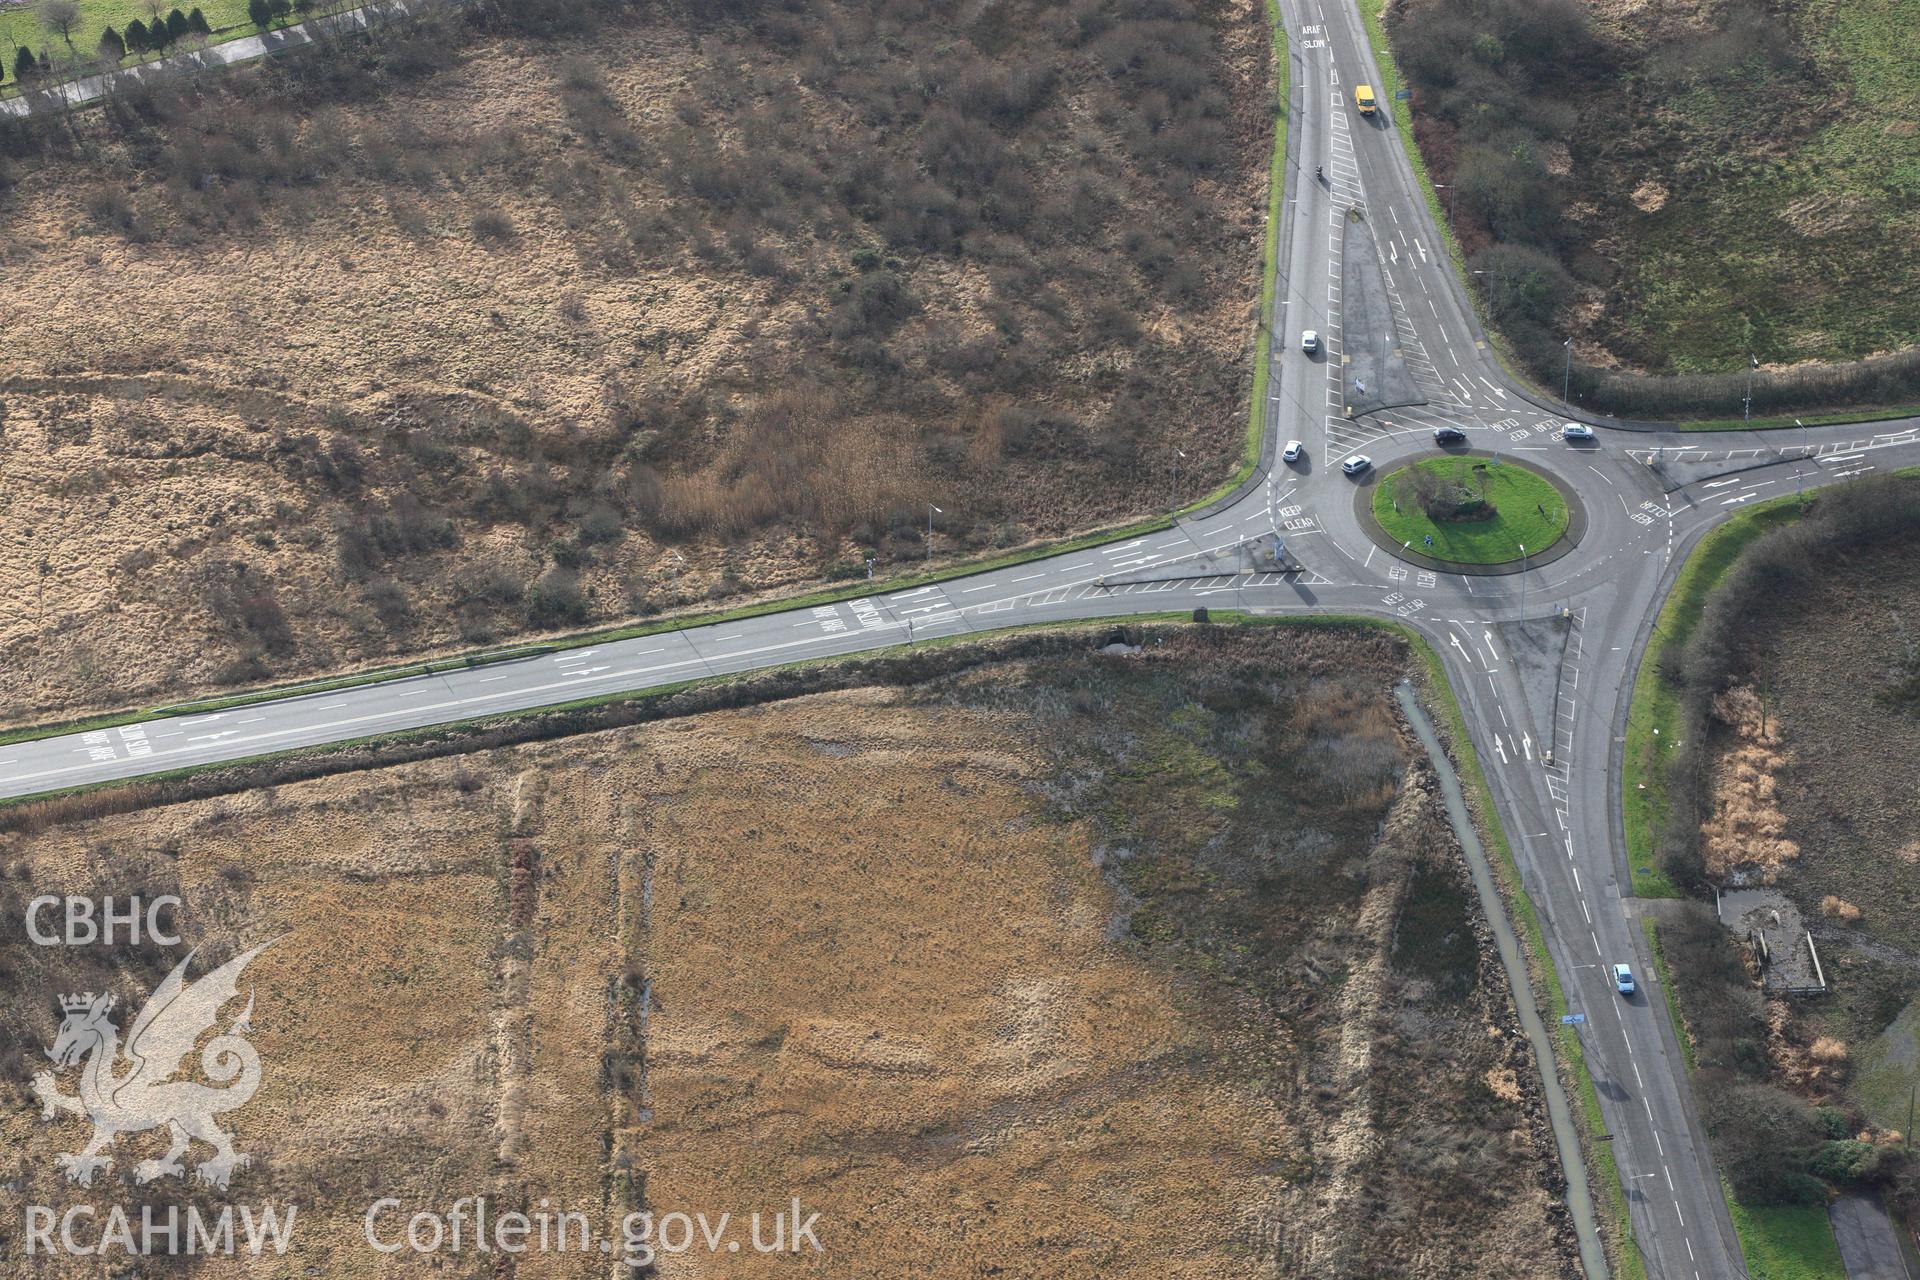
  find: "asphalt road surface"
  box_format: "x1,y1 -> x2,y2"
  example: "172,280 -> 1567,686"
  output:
7,2 -> 1920,1277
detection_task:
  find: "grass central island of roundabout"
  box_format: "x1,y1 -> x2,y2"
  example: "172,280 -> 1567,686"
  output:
1370,456 -> 1572,566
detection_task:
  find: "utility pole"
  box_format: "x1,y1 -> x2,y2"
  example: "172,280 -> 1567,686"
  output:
926,504 -> 942,566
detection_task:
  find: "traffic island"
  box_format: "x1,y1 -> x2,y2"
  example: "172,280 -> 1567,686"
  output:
1353,451 -> 1587,575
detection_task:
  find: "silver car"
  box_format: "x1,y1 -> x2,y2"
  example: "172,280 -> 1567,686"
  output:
1341,454 -> 1372,475
1562,422 -> 1596,442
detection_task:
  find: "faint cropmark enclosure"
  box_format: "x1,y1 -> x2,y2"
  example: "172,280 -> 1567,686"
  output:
32,940 -> 279,1190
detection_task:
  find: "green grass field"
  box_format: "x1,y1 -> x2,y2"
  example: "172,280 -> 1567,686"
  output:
0,0 -> 300,91
1613,0 -> 1920,374
1725,1186 -> 1847,1280
1371,458 -> 1569,564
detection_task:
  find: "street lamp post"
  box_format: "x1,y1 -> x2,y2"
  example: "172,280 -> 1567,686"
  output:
1519,543 -> 1527,619
927,504 -> 942,565
1434,183 -> 1456,229
1744,353 -> 1758,424
1472,268 -> 1498,327
1563,338 -> 1573,408
1173,447 -> 1186,512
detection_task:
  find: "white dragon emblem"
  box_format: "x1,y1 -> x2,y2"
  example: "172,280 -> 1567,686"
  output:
31,940 -> 277,1190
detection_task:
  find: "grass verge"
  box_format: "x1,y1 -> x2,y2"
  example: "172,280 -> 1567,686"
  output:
1231,0 -> 1290,512
1620,496 -> 1808,897
1724,1183 -> 1847,1280
1641,916 -> 1696,1073
1675,404 -> 1920,433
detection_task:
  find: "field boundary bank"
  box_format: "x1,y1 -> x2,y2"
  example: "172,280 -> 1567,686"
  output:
1395,680 -> 1609,1279
0,613 -> 1374,821
1402,636 -> 1641,1280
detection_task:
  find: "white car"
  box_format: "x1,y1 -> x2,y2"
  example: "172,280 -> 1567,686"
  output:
1341,454 -> 1372,476
1283,440 -> 1305,464
1562,422 -> 1596,441
1301,330 -> 1319,354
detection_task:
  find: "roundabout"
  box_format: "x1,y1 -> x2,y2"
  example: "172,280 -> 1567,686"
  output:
1351,450 -> 1587,575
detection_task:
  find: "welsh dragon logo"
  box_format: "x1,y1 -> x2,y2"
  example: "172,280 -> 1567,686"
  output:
32,940 -> 277,1190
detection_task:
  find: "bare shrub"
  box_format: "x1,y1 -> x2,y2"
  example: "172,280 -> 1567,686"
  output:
526,567 -> 588,627
470,208 -> 515,243
1817,896 -> 1862,924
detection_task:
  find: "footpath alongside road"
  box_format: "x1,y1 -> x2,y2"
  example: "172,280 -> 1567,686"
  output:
1832,1195 -> 1919,1280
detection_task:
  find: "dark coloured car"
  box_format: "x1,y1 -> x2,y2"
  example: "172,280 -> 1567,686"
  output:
1433,426 -> 1466,445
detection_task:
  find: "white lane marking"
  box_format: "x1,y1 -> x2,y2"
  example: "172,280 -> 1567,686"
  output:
1011,571 -> 1047,582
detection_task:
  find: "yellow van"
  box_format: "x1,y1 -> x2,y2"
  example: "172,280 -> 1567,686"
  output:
1354,84 -> 1377,116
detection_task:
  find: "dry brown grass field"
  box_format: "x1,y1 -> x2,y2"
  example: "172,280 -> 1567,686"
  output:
0,627 -> 1577,1276
0,0 -> 1271,727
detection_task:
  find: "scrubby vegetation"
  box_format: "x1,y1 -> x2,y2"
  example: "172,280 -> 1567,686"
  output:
0,0 -> 1270,722
1384,0 -> 1920,416
1640,475 -> 1920,1230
